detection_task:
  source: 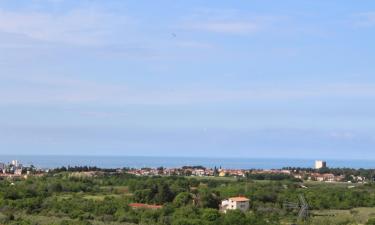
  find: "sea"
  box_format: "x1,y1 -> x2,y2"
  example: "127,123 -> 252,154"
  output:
0,155 -> 374,170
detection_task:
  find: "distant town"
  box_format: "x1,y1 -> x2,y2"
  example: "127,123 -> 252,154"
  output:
125,160 -> 368,183
2,159 -> 369,184
0,160 -> 45,179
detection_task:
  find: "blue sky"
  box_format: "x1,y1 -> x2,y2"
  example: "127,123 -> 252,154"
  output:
1,0 -> 375,159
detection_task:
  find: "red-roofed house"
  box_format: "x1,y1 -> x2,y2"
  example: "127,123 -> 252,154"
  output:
221,196 -> 250,213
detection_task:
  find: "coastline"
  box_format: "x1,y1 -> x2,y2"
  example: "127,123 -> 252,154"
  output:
0,155 -> 374,169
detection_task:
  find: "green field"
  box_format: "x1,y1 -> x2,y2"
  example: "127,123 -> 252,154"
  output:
310,207 -> 375,225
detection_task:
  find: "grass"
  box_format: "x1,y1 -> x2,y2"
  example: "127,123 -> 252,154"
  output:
303,180 -> 365,188
310,207 -> 375,225
100,185 -> 129,191
186,176 -> 239,182
83,194 -> 122,200
279,207 -> 375,225
8,213 -> 137,225
56,192 -> 128,201
6,208 -> 375,225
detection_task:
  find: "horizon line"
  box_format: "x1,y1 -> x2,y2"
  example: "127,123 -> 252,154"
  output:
0,154 -> 373,162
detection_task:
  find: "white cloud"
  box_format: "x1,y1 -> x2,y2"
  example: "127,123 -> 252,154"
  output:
180,8 -> 283,35
174,40 -> 214,49
353,12 -> 375,27
0,7 -> 131,45
187,21 -> 258,34
329,131 -> 355,140
1,74 -> 375,105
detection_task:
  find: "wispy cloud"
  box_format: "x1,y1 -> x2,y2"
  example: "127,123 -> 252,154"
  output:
329,131 -> 356,140
2,74 -> 375,105
353,12 -> 375,27
180,8 -> 283,35
186,21 -> 258,34
174,40 -> 214,49
0,7 -> 131,45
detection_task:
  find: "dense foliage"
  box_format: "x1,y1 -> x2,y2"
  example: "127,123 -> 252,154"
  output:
0,172 -> 375,224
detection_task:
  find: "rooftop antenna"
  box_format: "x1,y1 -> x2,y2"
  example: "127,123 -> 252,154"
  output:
284,194 -> 309,221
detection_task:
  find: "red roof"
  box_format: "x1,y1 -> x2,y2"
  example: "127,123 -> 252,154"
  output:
129,203 -> 163,209
229,197 -> 250,202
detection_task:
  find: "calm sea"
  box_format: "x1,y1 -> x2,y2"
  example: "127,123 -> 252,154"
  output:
0,155 -> 374,169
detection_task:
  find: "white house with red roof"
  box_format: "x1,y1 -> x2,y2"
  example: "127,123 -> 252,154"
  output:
221,196 -> 250,213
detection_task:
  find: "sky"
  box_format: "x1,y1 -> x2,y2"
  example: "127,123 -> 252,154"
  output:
0,0 -> 375,159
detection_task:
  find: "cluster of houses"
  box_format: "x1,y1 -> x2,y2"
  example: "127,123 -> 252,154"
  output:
1,159 -> 366,184
293,172 -> 344,182
126,166 -> 247,177
0,160 -> 43,179
293,172 -> 367,183
0,160 -> 25,177
125,160 -> 369,184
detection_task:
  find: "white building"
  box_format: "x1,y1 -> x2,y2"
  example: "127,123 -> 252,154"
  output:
315,173 -> 334,182
11,160 -> 20,167
221,197 -> 250,213
192,169 -> 206,177
315,160 -> 327,169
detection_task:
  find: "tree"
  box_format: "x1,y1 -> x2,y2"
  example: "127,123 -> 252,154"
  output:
222,210 -> 247,225
200,208 -> 220,225
173,192 -> 192,207
198,190 -> 220,209
156,183 -> 175,204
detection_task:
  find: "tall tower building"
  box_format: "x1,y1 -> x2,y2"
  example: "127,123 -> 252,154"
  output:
315,160 -> 327,169
11,160 -> 20,167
